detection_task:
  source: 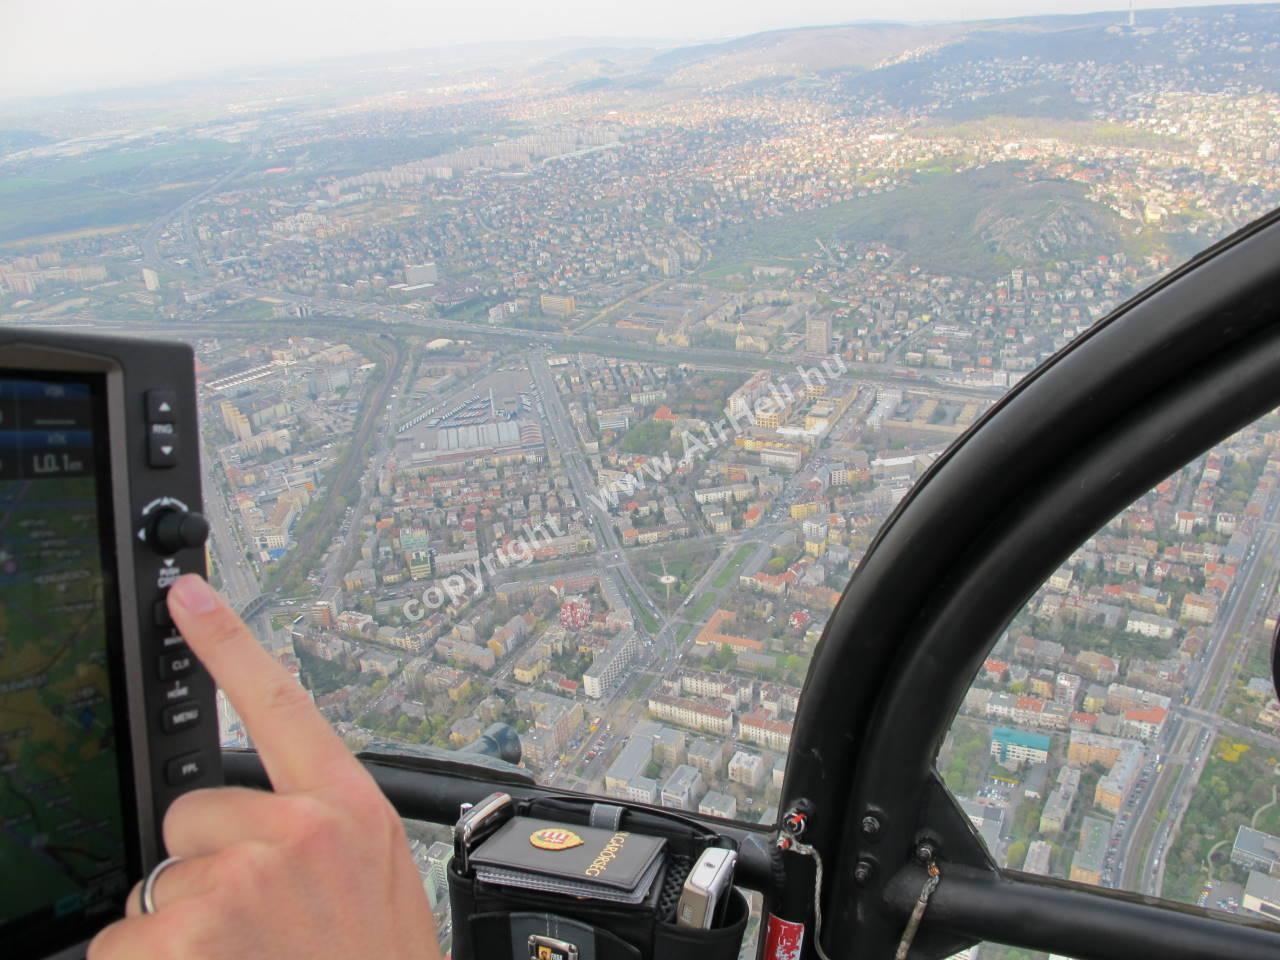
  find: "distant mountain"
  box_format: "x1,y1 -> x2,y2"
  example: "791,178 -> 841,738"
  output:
846,5 -> 1280,106
541,4 -> 1280,97
645,22 -> 970,74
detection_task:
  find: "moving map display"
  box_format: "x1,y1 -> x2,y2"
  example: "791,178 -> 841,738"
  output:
0,374 -> 131,956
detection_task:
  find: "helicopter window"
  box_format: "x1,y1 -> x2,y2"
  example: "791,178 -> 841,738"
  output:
939,412 -> 1280,928
3,0 -> 1279,845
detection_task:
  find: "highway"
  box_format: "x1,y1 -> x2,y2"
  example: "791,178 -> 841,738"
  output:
210,284 -> 1002,401
526,350 -> 664,632
200,448 -> 259,609
1117,486 -> 1280,896
318,342 -> 417,596
142,146 -> 260,277
268,335 -> 405,595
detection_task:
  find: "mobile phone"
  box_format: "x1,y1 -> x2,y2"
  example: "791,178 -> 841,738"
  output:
676,847 -> 738,929
454,792 -> 514,873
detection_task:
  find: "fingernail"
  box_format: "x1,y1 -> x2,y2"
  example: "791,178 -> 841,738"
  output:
170,574 -> 218,615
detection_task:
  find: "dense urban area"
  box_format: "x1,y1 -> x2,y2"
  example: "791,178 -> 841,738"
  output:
4,5 -> 1280,957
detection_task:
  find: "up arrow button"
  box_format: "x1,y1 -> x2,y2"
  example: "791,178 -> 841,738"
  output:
146,390 -> 178,424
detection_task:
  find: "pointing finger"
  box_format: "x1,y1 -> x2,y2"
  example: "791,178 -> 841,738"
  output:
167,575 -> 360,793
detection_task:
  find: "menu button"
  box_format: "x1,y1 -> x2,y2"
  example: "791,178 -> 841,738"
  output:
162,702 -> 201,733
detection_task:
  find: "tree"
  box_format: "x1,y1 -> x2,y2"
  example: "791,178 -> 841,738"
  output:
1005,840 -> 1028,870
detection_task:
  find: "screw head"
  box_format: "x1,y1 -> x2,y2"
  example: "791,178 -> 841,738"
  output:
860,815 -> 881,838
854,860 -> 875,885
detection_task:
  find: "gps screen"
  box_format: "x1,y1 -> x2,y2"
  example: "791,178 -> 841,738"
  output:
0,373 -> 134,958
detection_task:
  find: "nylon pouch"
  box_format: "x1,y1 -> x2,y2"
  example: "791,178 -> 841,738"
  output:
447,796 -> 749,960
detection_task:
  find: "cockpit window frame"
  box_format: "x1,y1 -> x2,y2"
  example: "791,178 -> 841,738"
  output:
779,205 -> 1280,959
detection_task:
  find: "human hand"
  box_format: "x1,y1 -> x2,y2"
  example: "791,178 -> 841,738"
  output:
89,574 -> 442,960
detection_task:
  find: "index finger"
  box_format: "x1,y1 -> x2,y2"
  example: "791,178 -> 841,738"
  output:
167,574 -> 360,793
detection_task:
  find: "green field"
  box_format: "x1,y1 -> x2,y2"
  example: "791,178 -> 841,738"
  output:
1163,735 -> 1280,904
0,139 -> 238,244
689,592 -> 717,621
623,582 -> 660,633
641,545 -> 720,609
915,115 -> 1185,151
703,162 -> 1151,282
713,543 -> 757,588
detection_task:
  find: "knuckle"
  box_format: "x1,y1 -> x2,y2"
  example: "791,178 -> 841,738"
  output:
89,922 -> 162,960
151,907 -> 213,960
240,839 -> 278,876
205,848 -> 245,887
286,794 -> 345,849
124,880 -> 144,918
194,846 -> 274,917
340,779 -> 400,836
86,928 -> 115,960
161,788 -> 209,849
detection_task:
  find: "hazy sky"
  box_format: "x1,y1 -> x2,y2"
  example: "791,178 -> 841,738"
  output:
1,0 -> 1268,99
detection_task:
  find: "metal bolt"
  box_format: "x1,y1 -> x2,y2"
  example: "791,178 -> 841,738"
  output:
783,809 -> 808,837
854,860 -> 875,885
860,815 -> 881,838
915,843 -> 935,865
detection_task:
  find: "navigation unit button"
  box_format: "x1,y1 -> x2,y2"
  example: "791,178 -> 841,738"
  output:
159,649 -> 195,679
162,702 -> 201,733
149,433 -> 179,468
154,598 -> 175,629
147,390 -> 178,424
165,752 -> 206,786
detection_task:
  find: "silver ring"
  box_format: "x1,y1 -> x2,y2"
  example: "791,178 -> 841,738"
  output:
141,856 -> 183,915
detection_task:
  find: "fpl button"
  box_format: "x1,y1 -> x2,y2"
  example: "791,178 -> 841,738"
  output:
162,702 -> 201,733
149,433 -> 179,468
147,390 -> 177,424
165,752 -> 206,786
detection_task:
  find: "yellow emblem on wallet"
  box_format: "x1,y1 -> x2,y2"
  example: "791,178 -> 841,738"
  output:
529,828 -> 584,851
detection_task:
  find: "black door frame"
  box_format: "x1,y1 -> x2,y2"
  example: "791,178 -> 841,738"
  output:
781,207 -> 1280,959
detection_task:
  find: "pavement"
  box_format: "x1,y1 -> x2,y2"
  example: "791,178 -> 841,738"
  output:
1117,488 -> 1280,896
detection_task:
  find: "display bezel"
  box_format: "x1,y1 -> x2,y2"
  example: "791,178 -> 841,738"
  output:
0,356 -> 149,960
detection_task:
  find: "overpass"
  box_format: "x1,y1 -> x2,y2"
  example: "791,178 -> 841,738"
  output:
237,594 -> 271,621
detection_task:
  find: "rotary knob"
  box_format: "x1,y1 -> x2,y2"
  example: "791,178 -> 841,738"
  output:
150,508 -> 210,556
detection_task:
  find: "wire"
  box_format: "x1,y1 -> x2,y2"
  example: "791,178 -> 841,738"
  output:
893,861 -> 940,960
785,839 -> 834,960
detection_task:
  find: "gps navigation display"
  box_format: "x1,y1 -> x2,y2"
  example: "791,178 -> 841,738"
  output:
0,373 -> 133,957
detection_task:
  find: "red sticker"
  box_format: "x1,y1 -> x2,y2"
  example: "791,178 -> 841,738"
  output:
764,915 -> 805,960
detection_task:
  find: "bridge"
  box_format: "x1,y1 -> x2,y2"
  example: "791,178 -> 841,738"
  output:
237,594 -> 271,621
